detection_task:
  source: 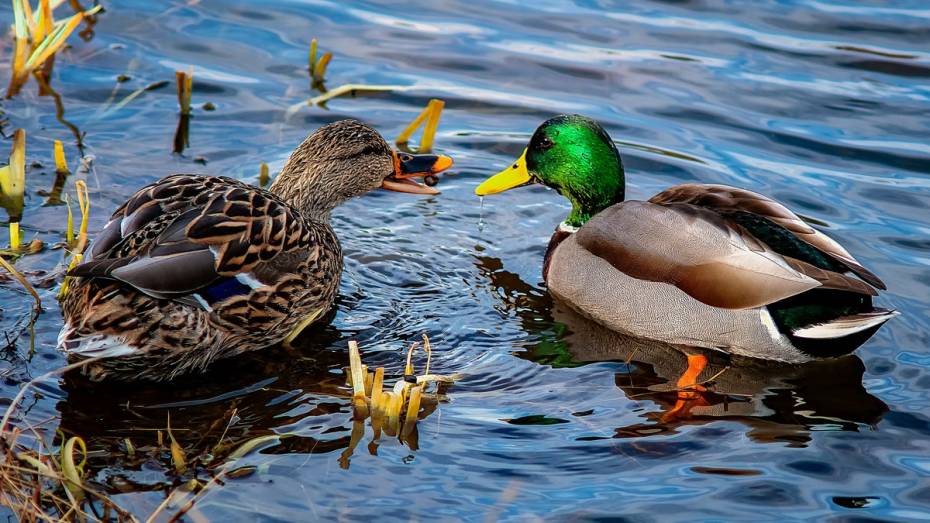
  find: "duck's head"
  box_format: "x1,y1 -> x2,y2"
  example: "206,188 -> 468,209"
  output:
271,119 -> 453,216
475,114 -> 624,228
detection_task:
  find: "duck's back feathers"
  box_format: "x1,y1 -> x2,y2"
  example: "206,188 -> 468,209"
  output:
70,174 -> 320,304
575,200 -> 829,310
648,184 -> 885,289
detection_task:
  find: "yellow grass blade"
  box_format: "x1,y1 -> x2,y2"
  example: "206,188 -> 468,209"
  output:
167,413 -> 187,474
1,129 -> 27,249
308,38 -> 318,73
60,436 -> 87,502
370,367 -> 384,412
57,251 -> 81,299
9,221 -> 21,249
396,107 -> 430,145
65,193 -> 74,244
396,99 -> 445,152
313,52 -> 332,82
404,386 -> 422,429
6,1 -> 31,97
348,340 -> 369,418
258,162 -> 269,187
18,0 -> 34,38
307,83 -> 409,106
175,69 -> 193,115
37,0 -> 54,43
420,99 -> 445,151
0,255 -> 41,309
53,139 -> 68,175
24,7 -> 100,72
75,179 -> 89,253
227,434 -> 285,460
423,334 -> 432,375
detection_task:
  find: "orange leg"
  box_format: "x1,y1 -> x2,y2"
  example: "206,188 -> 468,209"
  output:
661,354 -> 709,422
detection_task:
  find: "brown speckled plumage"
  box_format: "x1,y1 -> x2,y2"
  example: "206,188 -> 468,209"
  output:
59,120 -> 407,381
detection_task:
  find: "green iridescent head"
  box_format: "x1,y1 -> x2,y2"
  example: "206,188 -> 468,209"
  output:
475,114 -> 625,227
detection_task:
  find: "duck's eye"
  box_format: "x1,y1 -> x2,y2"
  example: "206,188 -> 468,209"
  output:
539,137 -> 554,150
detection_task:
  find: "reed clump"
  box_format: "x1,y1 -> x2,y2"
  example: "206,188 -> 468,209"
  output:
6,0 -> 102,98
0,359 -> 298,522
396,99 -> 445,153
340,336 -> 459,468
308,38 -> 332,90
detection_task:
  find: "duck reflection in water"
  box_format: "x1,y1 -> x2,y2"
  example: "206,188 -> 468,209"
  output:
474,254 -> 888,447
54,318 -> 442,494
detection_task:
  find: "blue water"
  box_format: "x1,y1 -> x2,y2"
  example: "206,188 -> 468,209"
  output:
2,0 -> 930,520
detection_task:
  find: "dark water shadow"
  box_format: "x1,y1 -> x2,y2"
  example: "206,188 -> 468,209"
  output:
53,314 -> 386,493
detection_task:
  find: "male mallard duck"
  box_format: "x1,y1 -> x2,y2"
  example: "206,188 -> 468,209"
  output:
476,114 -> 896,363
59,120 -> 452,381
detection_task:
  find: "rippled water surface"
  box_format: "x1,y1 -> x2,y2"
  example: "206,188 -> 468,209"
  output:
2,0 -> 930,520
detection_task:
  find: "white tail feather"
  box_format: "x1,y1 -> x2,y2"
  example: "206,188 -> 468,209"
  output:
58,323 -> 137,358
792,310 -> 899,340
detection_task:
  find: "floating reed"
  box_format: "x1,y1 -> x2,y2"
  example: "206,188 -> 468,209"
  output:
258,162 -> 270,187
176,68 -> 193,115
0,130 -> 27,249
340,336 -> 459,466
43,139 -> 70,205
5,0 -> 103,98
396,99 -> 445,153
306,83 -> 411,107
308,38 -> 332,90
57,179 -> 89,299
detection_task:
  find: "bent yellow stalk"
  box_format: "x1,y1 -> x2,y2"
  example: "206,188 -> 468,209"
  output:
54,139 -> 68,175
396,99 -> 445,152
0,255 -> 41,310
59,436 -> 87,502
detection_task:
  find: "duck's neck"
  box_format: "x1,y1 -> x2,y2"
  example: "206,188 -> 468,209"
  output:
269,158 -> 344,221
561,164 -> 625,229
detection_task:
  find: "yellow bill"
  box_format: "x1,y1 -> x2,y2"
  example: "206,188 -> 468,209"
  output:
475,148 -> 531,196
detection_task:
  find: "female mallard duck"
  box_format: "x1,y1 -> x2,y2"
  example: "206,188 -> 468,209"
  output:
59,120 -> 452,381
476,114 -> 896,363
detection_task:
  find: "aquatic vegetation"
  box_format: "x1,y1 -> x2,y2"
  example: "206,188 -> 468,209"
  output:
258,161 -> 270,187
0,357 -> 299,522
175,68 -> 193,115
172,68 -> 194,153
41,139 -> 70,205
57,179 -> 89,299
308,38 -> 332,90
396,99 -> 445,153
0,254 -> 40,310
0,129 -> 26,249
306,83 -> 410,107
340,336 -> 459,467
5,0 -> 103,98
98,79 -> 170,117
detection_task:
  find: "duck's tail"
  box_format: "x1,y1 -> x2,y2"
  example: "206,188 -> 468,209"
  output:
791,309 -> 899,340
